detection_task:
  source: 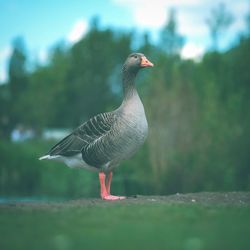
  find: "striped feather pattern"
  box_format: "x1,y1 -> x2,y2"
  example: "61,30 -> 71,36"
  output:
48,112 -> 116,167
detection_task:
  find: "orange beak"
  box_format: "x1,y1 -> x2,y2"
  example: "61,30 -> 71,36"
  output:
140,56 -> 154,67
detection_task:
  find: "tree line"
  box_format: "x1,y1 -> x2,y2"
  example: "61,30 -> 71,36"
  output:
0,5 -> 249,196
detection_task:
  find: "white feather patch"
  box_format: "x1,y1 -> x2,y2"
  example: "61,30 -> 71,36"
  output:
39,153 -> 98,171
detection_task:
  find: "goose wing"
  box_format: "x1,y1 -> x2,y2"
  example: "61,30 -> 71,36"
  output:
48,112 -> 116,160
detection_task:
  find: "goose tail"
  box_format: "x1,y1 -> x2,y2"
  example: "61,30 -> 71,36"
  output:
39,155 -> 59,160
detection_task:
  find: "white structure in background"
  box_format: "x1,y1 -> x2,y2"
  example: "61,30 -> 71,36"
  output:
11,125 -> 34,142
42,128 -> 71,140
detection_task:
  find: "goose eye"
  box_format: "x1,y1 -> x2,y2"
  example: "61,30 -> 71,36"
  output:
134,55 -> 138,59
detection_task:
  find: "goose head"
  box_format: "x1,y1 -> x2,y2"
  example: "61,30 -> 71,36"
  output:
123,53 -> 154,74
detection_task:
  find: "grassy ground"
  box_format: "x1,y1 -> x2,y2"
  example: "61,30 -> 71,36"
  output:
0,193 -> 250,250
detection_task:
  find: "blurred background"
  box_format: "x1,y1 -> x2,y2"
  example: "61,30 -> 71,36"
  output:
0,0 -> 250,200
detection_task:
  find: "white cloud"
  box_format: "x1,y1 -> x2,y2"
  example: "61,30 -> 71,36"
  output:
114,0 -> 168,28
112,0 -> 210,41
67,19 -> 88,43
0,46 -> 12,83
177,10 -> 208,36
181,42 -> 205,61
133,3 -> 167,28
38,48 -> 48,64
113,0 -> 249,50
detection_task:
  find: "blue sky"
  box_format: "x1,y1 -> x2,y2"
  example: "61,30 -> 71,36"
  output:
0,0 -> 249,82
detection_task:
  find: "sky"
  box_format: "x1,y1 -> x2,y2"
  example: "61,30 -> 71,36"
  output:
0,0 -> 249,83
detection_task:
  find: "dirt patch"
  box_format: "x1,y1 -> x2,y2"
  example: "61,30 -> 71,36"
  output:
1,192 -> 249,210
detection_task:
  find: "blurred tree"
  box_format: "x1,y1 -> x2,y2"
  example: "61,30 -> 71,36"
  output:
145,56 -> 198,192
24,43 -> 70,129
0,84 -> 11,138
8,22 -> 132,130
67,20 -> 131,125
108,32 -> 132,101
8,36 -> 29,128
206,2 -> 234,50
89,15 -> 100,30
160,9 -> 185,56
8,36 -> 28,98
140,32 -> 153,56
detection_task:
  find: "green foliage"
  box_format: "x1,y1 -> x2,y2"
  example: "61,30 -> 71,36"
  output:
8,36 -> 29,128
0,20 -> 250,197
67,28 -> 131,124
0,140 -> 98,198
143,39 -> 250,194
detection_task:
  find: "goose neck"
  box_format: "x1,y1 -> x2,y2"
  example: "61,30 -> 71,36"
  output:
122,68 -> 138,100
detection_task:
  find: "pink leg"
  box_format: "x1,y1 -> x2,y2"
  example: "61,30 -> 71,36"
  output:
99,172 -> 125,201
106,172 -> 112,195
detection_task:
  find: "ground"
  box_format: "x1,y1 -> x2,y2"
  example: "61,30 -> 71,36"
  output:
0,192 -> 250,250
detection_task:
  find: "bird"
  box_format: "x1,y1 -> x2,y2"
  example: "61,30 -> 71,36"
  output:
39,53 -> 154,201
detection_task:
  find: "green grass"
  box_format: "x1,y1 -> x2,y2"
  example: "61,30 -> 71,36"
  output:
0,202 -> 249,250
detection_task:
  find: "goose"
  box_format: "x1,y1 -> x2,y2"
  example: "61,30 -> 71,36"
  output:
39,53 -> 154,200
